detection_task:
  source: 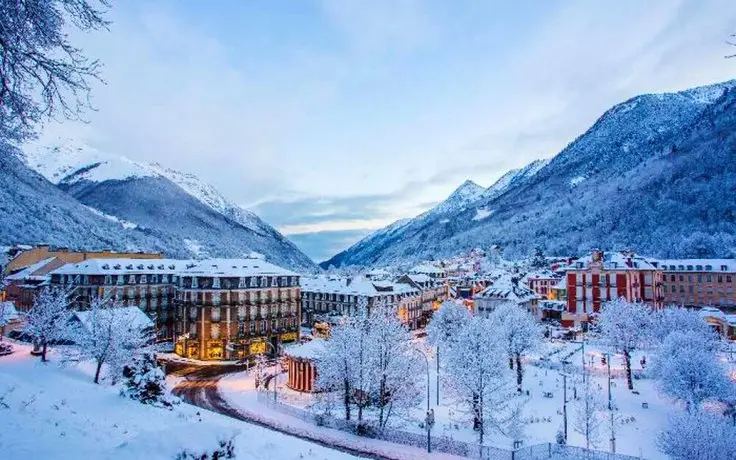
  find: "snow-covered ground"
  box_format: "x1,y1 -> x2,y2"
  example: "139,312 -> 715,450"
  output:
0,342 -> 358,460
217,338 -> 718,460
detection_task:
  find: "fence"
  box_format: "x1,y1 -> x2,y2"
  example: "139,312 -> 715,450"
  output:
255,393 -> 640,460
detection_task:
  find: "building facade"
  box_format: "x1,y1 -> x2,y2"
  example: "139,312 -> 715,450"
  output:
473,275 -> 539,317
562,250 -> 664,328
49,259 -> 188,341
524,270 -> 563,299
656,259 -> 735,308
300,276 -> 423,329
174,258 -> 301,361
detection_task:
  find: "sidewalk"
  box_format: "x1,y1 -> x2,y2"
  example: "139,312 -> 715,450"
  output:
218,371 -> 468,460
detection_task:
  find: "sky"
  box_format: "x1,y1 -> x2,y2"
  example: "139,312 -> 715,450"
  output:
36,0 -> 736,262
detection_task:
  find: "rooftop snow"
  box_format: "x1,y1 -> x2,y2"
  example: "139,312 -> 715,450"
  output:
656,259 -> 736,273
52,258 -> 191,276
283,339 -> 326,360
180,258 -> 297,277
72,306 -> 153,332
4,257 -> 58,281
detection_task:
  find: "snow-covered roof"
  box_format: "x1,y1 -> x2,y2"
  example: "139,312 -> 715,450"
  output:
699,307 -> 736,326
405,273 -> 431,284
52,258 -> 190,276
283,339 -> 326,360
4,257 -> 58,281
410,264 -> 446,275
552,278 -> 567,290
180,258 -> 297,277
523,270 -> 560,281
564,251 -> 660,271
474,275 -> 539,302
656,259 -> 736,273
0,302 -> 19,322
72,306 -> 153,332
301,276 -> 419,297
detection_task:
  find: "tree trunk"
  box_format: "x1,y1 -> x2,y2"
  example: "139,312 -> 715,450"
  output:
516,353 -> 523,393
509,356 -> 514,370
624,350 -> 633,390
94,359 -> 104,384
343,378 -> 351,421
41,341 -> 48,362
472,392 -> 481,431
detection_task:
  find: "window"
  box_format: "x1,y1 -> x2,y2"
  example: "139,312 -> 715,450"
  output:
104,275 -> 112,285
688,286 -> 694,293
211,307 -> 221,322
705,265 -> 712,271
721,265 -> 728,271
238,322 -> 246,337
162,274 -> 169,284
151,274 -> 158,284
698,275 -> 703,283
669,274 -> 675,282
663,285 -> 668,293
128,274 -> 136,284
706,275 -> 712,282
688,275 -> 693,283
727,276 -> 732,283
211,324 -> 220,339
140,275 -> 147,284
680,286 -> 685,293
189,307 -> 198,320
192,277 -> 198,289
250,322 -> 255,334
238,306 -> 246,321
239,277 -> 246,288
249,277 -> 257,287
212,292 -> 220,305
696,265 -> 703,271
213,277 -> 221,289
718,276 -> 723,283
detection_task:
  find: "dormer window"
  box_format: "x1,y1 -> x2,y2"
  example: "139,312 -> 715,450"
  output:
147,264 -> 154,270
150,274 -> 158,284
696,265 -> 703,271
140,275 -> 147,284
213,277 -> 221,289
721,265 -> 728,271
137,264 -> 144,270
686,265 -> 693,271
249,277 -> 256,287
678,265 -> 684,271
117,275 -> 124,285
238,277 -> 246,288
102,264 -> 110,270
705,265 -> 712,271
104,275 -> 112,285
113,264 -> 121,270
128,274 -> 136,284
126,264 -> 133,270
192,277 -> 198,289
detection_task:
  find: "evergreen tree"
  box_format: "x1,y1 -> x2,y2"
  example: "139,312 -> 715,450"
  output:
121,353 -> 178,408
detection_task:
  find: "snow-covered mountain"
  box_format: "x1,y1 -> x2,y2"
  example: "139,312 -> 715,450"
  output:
16,141 -> 316,271
323,80 -> 736,268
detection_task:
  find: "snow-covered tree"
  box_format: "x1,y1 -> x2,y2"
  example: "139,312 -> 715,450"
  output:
25,286 -> 73,362
573,374 -> 604,449
649,307 -> 714,344
597,298 -> 651,390
0,301 -> 13,340
427,301 -> 471,348
530,247 -> 546,269
65,297 -> 154,384
651,330 -> 731,412
0,0 -> 110,142
491,302 -> 542,393
658,410 -> 736,460
121,353 -> 178,408
443,316 -> 516,448
369,307 -> 422,428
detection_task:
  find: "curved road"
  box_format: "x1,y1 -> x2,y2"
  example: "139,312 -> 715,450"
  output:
165,361 -> 392,460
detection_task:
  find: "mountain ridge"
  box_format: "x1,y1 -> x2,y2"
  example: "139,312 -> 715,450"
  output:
322,79 -> 736,268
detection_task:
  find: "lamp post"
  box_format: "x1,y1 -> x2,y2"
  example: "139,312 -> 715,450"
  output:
562,372 -> 569,444
264,341 -> 279,403
414,348 -> 433,453
605,352 -> 616,453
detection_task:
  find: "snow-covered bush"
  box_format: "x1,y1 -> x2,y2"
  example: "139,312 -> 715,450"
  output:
597,298 -> 652,390
175,437 -> 236,460
121,353 -> 178,408
658,410 -> 736,460
426,300 -> 471,348
649,307 -> 715,344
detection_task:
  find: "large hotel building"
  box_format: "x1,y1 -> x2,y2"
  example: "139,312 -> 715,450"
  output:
174,258 -> 301,360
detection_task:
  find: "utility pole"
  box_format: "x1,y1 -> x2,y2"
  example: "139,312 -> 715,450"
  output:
436,346 -> 440,406
607,352 -> 616,453
581,328 -> 586,383
563,373 -> 568,444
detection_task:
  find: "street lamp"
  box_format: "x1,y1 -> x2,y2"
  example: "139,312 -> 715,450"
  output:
414,348 -> 433,453
605,352 -> 616,453
264,341 -> 280,403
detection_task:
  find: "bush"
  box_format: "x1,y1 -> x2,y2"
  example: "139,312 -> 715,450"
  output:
175,438 -> 236,460
121,354 -> 178,408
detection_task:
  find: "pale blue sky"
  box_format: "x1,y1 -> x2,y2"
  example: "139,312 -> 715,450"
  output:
38,0 -> 736,261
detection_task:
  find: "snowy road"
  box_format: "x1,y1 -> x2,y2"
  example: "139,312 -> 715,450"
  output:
166,361 -> 394,460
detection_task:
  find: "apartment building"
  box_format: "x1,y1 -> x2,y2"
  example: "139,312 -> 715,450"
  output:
656,259 -> 735,308
562,250 -> 664,328
174,258 -> 301,361
49,258 -> 189,341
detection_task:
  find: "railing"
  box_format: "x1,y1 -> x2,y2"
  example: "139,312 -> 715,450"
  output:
254,394 -> 639,460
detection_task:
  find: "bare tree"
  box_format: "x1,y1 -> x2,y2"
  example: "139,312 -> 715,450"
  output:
727,33 -> 736,59
573,374 -> 604,450
0,0 -> 110,142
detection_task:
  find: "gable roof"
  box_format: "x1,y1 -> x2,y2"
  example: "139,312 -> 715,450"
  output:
474,275 -> 539,303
